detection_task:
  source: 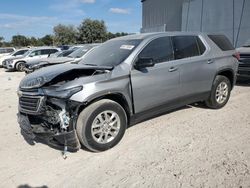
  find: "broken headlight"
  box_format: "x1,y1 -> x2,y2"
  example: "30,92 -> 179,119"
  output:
43,86 -> 83,99
20,76 -> 46,89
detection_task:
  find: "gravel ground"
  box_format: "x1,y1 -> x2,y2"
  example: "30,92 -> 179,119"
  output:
0,69 -> 249,188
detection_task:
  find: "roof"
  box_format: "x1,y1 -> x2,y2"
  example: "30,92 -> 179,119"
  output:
112,31 -> 206,41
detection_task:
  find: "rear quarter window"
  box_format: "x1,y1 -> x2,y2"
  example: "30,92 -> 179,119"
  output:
208,35 -> 234,51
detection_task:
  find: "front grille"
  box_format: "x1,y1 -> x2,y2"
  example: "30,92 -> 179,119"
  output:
239,63 -> 250,68
19,96 -> 45,114
240,54 -> 250,59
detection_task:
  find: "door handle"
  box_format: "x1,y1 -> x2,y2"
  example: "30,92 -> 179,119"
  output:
169,67 -> 178,72
207,59 -> 214,64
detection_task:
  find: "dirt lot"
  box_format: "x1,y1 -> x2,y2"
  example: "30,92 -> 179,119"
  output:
0,68 -> 249,188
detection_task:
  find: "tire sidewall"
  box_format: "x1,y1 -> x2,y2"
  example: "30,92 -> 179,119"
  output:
210,76 -> 231,109
16,62 -> 25,71
79,101 -> 127,151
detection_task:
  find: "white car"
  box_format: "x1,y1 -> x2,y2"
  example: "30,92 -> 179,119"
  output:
0,47 -> 16,58
0,49 -> 29,68
4,47 -> 60,71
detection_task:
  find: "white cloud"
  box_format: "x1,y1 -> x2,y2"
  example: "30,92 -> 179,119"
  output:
79,0 -> 95,3
0,13 -> 58,29
109,8 -> 131,14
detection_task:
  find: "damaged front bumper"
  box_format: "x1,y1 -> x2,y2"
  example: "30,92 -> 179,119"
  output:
17,89 -> 82,151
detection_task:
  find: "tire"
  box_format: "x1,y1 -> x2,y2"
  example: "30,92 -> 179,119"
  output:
76,99 -> 127,152
205,75 -> 231,109
16,62 -> 26,72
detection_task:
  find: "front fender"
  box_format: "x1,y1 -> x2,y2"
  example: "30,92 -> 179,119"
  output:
70,75 -> 133,114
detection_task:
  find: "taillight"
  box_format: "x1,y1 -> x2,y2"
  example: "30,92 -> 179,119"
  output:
233,52 -> 240,61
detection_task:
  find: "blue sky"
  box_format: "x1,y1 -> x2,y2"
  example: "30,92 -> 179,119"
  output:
0,0 -> 142,41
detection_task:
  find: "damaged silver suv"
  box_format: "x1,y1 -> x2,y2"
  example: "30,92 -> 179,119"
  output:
18,32 -> 238,152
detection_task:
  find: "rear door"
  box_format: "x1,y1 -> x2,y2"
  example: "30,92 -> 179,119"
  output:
172,35 -> 216,98
28,50 -> 42,61
130,36 -> 181,113
41,49 -> 51,58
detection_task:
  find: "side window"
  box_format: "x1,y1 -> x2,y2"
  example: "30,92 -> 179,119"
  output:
30,50 -> 41,57
139,37 -> 174,64
208,35 -> 234,51
172,36 -> 200,60
49,49 -> 58,54
41,49 -> 50,55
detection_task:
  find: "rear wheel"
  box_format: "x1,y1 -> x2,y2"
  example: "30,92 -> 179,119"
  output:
76,99 -> 127,152
205,75 -> 231,109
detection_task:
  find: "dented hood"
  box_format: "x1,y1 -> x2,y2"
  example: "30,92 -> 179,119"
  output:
19,63 -> 113,89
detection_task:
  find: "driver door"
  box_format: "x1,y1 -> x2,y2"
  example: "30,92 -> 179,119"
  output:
130,36 -> 181,113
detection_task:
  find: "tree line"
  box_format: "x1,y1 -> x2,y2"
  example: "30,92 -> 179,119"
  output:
0,18 -> 130,47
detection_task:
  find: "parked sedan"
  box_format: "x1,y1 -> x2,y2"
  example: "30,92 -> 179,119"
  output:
237,42 -> 250,81
25,44 -> 100,73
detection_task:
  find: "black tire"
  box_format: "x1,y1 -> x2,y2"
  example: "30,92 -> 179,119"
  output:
76,99 -> 127,152
205,75 -> 231,109
16,61 -> 26,72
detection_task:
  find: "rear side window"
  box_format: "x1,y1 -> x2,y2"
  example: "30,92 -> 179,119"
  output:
208,35 -> 234,51
30,50 -> 41,56
41,49 -> 51,55
139,37 -> 174,63
49,49 -> 58,54
172,36 -> 201,60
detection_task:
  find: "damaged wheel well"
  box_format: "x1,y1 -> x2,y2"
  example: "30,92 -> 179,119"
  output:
78,93 -> 131,124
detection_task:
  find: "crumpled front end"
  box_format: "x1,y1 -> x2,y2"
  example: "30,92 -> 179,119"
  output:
17,88 -> 81,151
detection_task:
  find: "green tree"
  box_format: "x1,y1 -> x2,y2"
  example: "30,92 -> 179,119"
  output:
29,37 -> 39,46
53,24 -> 77,45
11,35 -> 30,47
78,19 -> 107,43
41,35 -> 54,46
0,36 -> 4,47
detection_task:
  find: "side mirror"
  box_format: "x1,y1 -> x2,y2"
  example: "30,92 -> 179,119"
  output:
134,57 -> 155,70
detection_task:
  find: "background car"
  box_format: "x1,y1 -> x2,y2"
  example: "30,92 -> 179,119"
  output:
48,49 -> 76,58
237,40 -> 250,81
4,47 -> 60,71
0,49 -> 29,68
25,44 -> 100,73
0,47 -> 16,58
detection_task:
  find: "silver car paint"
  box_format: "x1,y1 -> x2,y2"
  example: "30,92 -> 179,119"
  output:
68,32 -> 238,114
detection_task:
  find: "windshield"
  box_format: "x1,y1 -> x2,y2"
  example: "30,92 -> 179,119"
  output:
80,39 -> 142,67
68,46 -> 94,58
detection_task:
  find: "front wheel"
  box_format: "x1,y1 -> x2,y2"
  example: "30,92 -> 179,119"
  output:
16,62 -> 26,72
76,99 -> 127,152
205,75 -> 231,109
